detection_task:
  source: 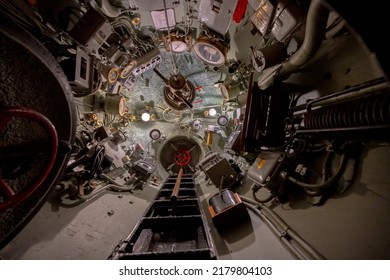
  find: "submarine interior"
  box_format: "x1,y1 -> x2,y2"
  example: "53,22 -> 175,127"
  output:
0,0 -> 390,260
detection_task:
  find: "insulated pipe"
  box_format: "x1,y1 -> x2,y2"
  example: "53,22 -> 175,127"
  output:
100,173 -> 135,192
278,0 -> 329,80
252,188 -> 274,203
241,195 -> 325,260
95,0 -> 121,18
243,202 -> 304,259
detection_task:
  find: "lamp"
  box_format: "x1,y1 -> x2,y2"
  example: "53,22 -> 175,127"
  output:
141,112 -> 151,121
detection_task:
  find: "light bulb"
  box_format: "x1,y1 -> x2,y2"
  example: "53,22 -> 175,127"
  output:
141,112 -> 150,121
208,108 -> 217,117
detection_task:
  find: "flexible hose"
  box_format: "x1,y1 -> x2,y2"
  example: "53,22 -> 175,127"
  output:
241,195 -> 325,260
278,0 -> 329,80
0,107 -> 58,212
100,173 -> 135,192
243,202 -> 304,259
77,183 -> 134,202
252,188 -> 274,203
286,153 -> 347,190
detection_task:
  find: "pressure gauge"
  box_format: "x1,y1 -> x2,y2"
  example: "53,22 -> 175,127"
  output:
104,95 -> 126,116
149,129 -> 161,140
217,115 -> 229,126
193,36 -> 227,67
171,40 -> 189,53
164,32 -> 190,53
220,83 -> 229,100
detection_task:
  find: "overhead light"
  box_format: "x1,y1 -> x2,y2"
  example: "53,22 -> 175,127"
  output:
141,112 -> 151,121
208,108 -> 217,117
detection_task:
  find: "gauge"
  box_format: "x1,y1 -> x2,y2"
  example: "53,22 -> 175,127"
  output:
220,83 -> 229,99
165,33 -> 190,53
217,115 -> 229,126
118,96 -> 126,116
107,67 -> 119,84
193,37 -> 227,67
120,60 -> 137,79
149,129 -> 161,140
170,40 -> 189,53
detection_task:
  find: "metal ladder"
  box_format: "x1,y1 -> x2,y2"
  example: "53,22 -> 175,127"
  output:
108,172 -> 216,259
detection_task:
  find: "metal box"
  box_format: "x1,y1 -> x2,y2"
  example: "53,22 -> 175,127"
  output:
197,153 -> 238,189
247,151 -> 284,186
250,0 -> 304,42
198,0 -> 239,35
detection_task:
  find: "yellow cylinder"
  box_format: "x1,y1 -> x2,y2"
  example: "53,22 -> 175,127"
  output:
206,131 -> 213,146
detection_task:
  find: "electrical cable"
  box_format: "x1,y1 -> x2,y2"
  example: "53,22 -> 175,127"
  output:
243,202 -> 303,259
100,173 -> 136,191
286,153 -> 347,190
252,188 -> 274,203
240,195 -> 325,259
0,107 -> 58,212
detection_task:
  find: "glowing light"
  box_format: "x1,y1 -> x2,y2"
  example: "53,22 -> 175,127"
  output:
208,108 -> 217,117
141,112 -> 150,121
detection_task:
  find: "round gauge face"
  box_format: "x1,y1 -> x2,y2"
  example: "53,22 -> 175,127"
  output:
120,60 -> 137,79
194,42 -> 225,66
149,129 -> 161,140
118,96 -> 126,116
108,68 -> 119,84
220,83 -> 229,99
171,40 -> 188,53
217,115 -> 229,126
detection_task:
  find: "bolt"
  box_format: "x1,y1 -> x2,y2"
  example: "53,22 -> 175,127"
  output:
107,210 -> 115,216
280,171 -> 288,180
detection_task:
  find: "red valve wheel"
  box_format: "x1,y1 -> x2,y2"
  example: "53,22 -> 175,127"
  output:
174,148 -> 191,166
0,107 -> 58,212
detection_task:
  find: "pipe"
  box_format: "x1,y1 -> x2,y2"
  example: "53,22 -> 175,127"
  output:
241,195 -> 325,259
252,188 -> 274,203
286,153 -> 347,190
306,79 -> 389,112
243,202 -> 303,259
95,0 -> 121,18
100,173 -> 135,192
278,0 -> 329,80
163,0 -> 178,75
153,68 -> 169,85
171,167 -> 183,201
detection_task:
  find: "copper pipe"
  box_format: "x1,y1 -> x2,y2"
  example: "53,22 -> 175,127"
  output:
171,167 -> 183,201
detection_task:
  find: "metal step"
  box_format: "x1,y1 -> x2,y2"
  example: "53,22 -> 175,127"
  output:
108,173 -> 216,259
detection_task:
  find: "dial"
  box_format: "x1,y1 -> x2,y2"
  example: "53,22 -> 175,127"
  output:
193,39 -> 227,67
118,96 -> 126,116
220,83 -> 229,99
217,115 -> 229,126
149,129 -> 161,140
170,40 -> 188,53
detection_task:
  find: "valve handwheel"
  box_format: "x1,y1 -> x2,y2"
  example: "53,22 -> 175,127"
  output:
0,107 -> 58,212
174,148 -> 191,166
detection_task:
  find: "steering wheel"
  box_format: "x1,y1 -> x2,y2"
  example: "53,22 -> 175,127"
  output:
174,148 -> 191,166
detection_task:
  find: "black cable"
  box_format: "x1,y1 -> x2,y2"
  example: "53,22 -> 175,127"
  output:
89,145 -> 105,178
